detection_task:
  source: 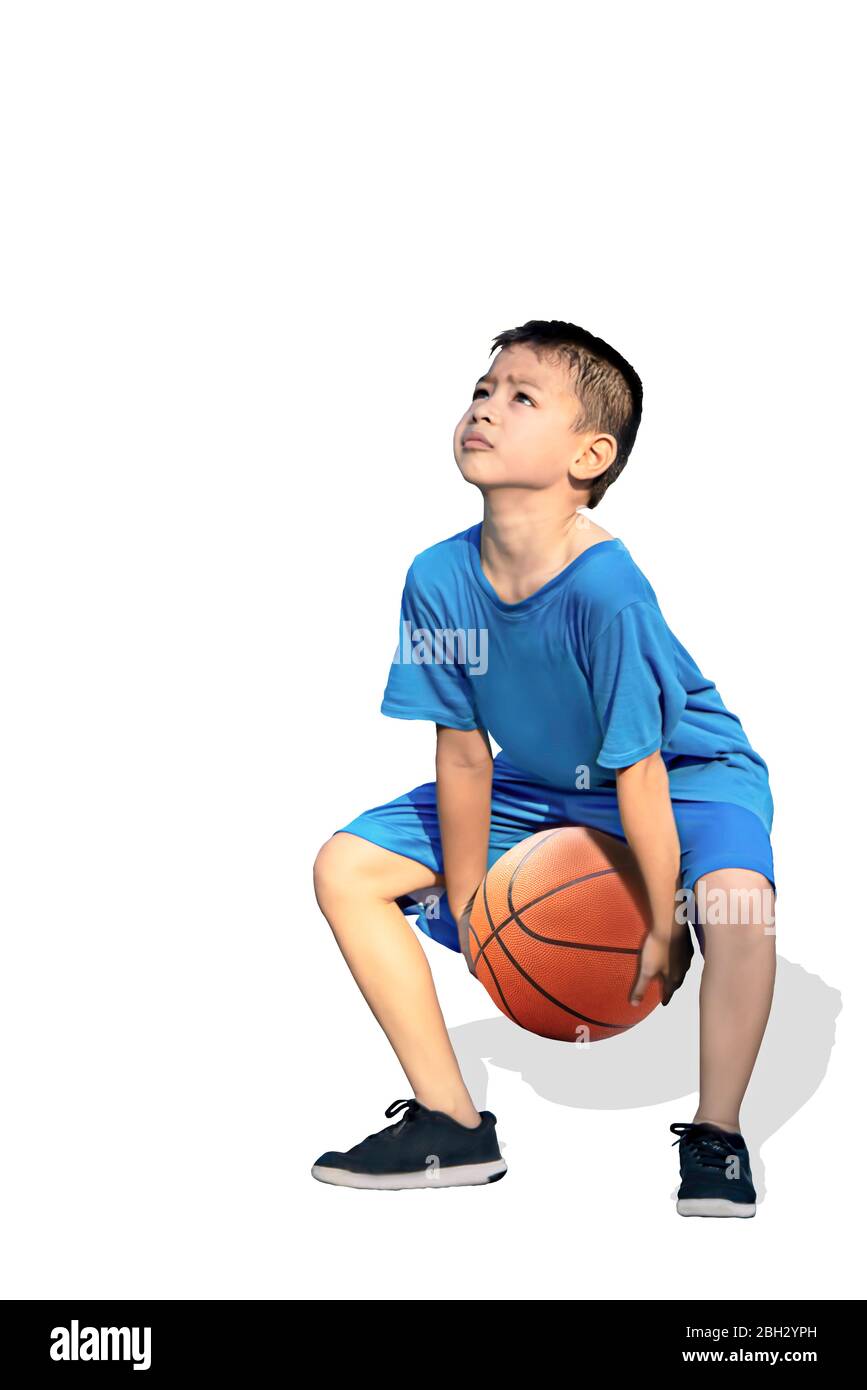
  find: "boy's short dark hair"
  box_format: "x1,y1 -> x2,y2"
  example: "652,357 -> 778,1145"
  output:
489,319 -> 643,509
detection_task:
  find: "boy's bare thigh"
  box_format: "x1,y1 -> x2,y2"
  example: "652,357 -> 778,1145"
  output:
313,830 -> 445,904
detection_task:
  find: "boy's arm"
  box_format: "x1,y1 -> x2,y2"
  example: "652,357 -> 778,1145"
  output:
435,725 -> 493,958
615,751 -> 693,1005
614,752 -> 683,938
584,599 -> 692,995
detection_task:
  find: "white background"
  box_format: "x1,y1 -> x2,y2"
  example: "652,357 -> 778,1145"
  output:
1,1 -> 863,1300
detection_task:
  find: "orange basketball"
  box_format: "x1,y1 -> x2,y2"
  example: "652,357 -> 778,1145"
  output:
466,826 -> 661,1041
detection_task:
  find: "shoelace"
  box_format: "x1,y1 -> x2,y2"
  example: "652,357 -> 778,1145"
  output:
380,1098 -> 422,1136
385,1098 -> 421,1122
353,1098 -> 422,1147
670,1122 -> 741,1170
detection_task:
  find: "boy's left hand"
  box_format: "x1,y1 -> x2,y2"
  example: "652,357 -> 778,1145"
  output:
630,923 -> 694,1008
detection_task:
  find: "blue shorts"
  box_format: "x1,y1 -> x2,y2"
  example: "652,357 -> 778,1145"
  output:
333,756 -> 776,957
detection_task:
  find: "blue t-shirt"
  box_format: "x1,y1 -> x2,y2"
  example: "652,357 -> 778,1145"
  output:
380,522 -> 774,834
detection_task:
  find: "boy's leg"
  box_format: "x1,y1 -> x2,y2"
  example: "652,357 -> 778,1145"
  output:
313,830 -> 482,1129
691,867 -> 777,1132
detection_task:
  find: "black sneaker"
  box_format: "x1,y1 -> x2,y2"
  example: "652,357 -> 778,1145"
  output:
311,1098 -> 508,1190
670,1121 -> 757,1217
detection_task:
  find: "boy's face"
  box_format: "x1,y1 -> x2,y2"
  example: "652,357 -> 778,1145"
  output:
453,344 -> 613,495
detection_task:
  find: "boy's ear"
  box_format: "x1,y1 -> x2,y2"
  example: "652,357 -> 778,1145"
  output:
570,432 -> 617,484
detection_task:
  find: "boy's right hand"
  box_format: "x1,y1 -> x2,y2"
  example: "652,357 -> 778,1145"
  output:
450,885 -> 480,977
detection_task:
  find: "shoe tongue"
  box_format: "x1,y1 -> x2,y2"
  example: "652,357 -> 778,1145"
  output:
695,1123 -> 742,1146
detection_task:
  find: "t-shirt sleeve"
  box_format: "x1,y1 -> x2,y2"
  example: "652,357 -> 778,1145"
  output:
588,600 -> 688,768
380,563 -> 482,731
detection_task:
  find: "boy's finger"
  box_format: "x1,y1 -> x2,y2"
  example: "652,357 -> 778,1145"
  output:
630,968 -> 654,1005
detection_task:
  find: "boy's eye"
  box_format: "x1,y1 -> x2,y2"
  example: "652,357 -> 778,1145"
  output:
471,388 -> 534,405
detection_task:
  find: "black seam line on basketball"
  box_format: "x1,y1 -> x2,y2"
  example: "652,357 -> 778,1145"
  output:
478,914 -> 623,1031
472,875 -> 521,1024
499,869 -> 639,953
460,866 -> 501,966
476,865 -> 641,958
510,828 -> 623,937
466,917 -> 488,975
480,822 -> 630,1034
478,834 -> 622,1030
472,944 -> 521,1026
478,867 -> 499,964
474,870 -> 522,1023
471,827 -> 636,1022
474,829 -> 637,965
475,828 -> 566,960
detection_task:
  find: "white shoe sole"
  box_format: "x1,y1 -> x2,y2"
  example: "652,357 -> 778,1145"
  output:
311,1158 -> 508,1189
677,1196 -> 756,1217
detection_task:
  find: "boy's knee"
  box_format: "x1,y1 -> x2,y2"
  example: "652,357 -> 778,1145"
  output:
313,832 -> 375,907
313,835 -> 344,905
693,869 -> 776,934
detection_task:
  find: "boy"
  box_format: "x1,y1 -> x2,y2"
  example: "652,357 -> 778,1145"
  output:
312,319 -> 777,1216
